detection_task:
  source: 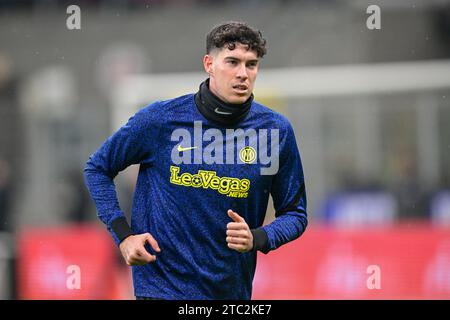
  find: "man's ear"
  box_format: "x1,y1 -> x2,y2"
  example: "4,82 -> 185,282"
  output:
203,54 -> 213,76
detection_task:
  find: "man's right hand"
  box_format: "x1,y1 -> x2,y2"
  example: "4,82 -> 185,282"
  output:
119,233 -> 161,266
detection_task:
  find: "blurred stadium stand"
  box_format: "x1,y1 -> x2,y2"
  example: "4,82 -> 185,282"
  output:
431,190 -> 450,226
320,191 -> 398,227
0,0 -> 450,299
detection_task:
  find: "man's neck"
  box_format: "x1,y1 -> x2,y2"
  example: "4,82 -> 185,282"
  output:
194,78 -> 253,127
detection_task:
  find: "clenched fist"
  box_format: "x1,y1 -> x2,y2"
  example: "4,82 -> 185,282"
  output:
226,209 -> 253,253
119,233 -> 161,266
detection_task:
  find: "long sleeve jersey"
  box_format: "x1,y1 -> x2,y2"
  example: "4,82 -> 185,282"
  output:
84,93 -> 307,299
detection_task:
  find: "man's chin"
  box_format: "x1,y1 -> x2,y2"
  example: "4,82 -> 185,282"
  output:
228,94 -> 250,104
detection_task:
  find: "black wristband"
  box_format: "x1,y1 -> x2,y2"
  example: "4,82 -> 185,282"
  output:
251,227 -> 270,254
111,216 -> 134,244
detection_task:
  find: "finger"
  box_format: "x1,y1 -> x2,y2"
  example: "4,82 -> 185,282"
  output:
227,242 -> 247,252
227,222 -> 247,230
226,229 -> 249,238
228,209 -> 245,223
226,236 -> 249,245
144,233 -> 161,252
128,258 -> 146,266
129,258 -> 151,266
135,249 -> 156,263
127,255 -> 150,266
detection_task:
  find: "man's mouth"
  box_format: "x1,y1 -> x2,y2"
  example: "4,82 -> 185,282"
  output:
232,84 -> 248,91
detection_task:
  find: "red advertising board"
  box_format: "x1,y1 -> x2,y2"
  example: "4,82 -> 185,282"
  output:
16,223 -> 131,300
16,223 -> 450,299
253,223 -> 450,299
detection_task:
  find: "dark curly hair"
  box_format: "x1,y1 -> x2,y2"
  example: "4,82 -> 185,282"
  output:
206,21 -> 267,58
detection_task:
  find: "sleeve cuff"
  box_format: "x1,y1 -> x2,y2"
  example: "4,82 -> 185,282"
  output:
251,227 -> 270,254
110,216 -> 134,245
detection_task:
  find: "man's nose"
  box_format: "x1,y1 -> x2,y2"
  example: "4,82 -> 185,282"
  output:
236,64 -> 248,80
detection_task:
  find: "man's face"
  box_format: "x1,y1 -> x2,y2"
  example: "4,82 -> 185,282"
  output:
203,43 -> 259,104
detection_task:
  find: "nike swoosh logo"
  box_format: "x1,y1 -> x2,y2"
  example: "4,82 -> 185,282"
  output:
177,145 -> 198,152
214,107 -> 232,115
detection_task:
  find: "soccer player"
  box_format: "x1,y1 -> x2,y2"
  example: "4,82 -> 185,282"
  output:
84,21 -> 307,300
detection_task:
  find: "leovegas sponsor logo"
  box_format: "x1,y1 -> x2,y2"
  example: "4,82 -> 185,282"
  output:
169,166 -> 250,198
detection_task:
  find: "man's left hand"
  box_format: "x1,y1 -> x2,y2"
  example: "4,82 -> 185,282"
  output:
226,209 -> 253,253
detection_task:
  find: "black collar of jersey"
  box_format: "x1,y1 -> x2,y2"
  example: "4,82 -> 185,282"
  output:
194,78 -> 253,127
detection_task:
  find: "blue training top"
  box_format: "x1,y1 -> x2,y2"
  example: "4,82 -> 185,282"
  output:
84,93 -> 307,300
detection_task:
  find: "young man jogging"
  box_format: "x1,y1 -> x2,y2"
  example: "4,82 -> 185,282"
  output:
84,21 -> 308,300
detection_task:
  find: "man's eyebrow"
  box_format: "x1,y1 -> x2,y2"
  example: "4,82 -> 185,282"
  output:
224,56 -> 259,63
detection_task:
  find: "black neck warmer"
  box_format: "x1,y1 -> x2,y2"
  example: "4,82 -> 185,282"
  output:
194,78 -> 253,126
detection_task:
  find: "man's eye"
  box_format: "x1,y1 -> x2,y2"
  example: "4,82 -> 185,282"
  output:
228,60 -> 237,65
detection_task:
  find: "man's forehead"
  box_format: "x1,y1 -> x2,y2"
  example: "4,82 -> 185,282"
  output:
217,44 -> 258,59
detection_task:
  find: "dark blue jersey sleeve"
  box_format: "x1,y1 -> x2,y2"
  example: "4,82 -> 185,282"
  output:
83,104 -> 157,245
261,120 -> 308,253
